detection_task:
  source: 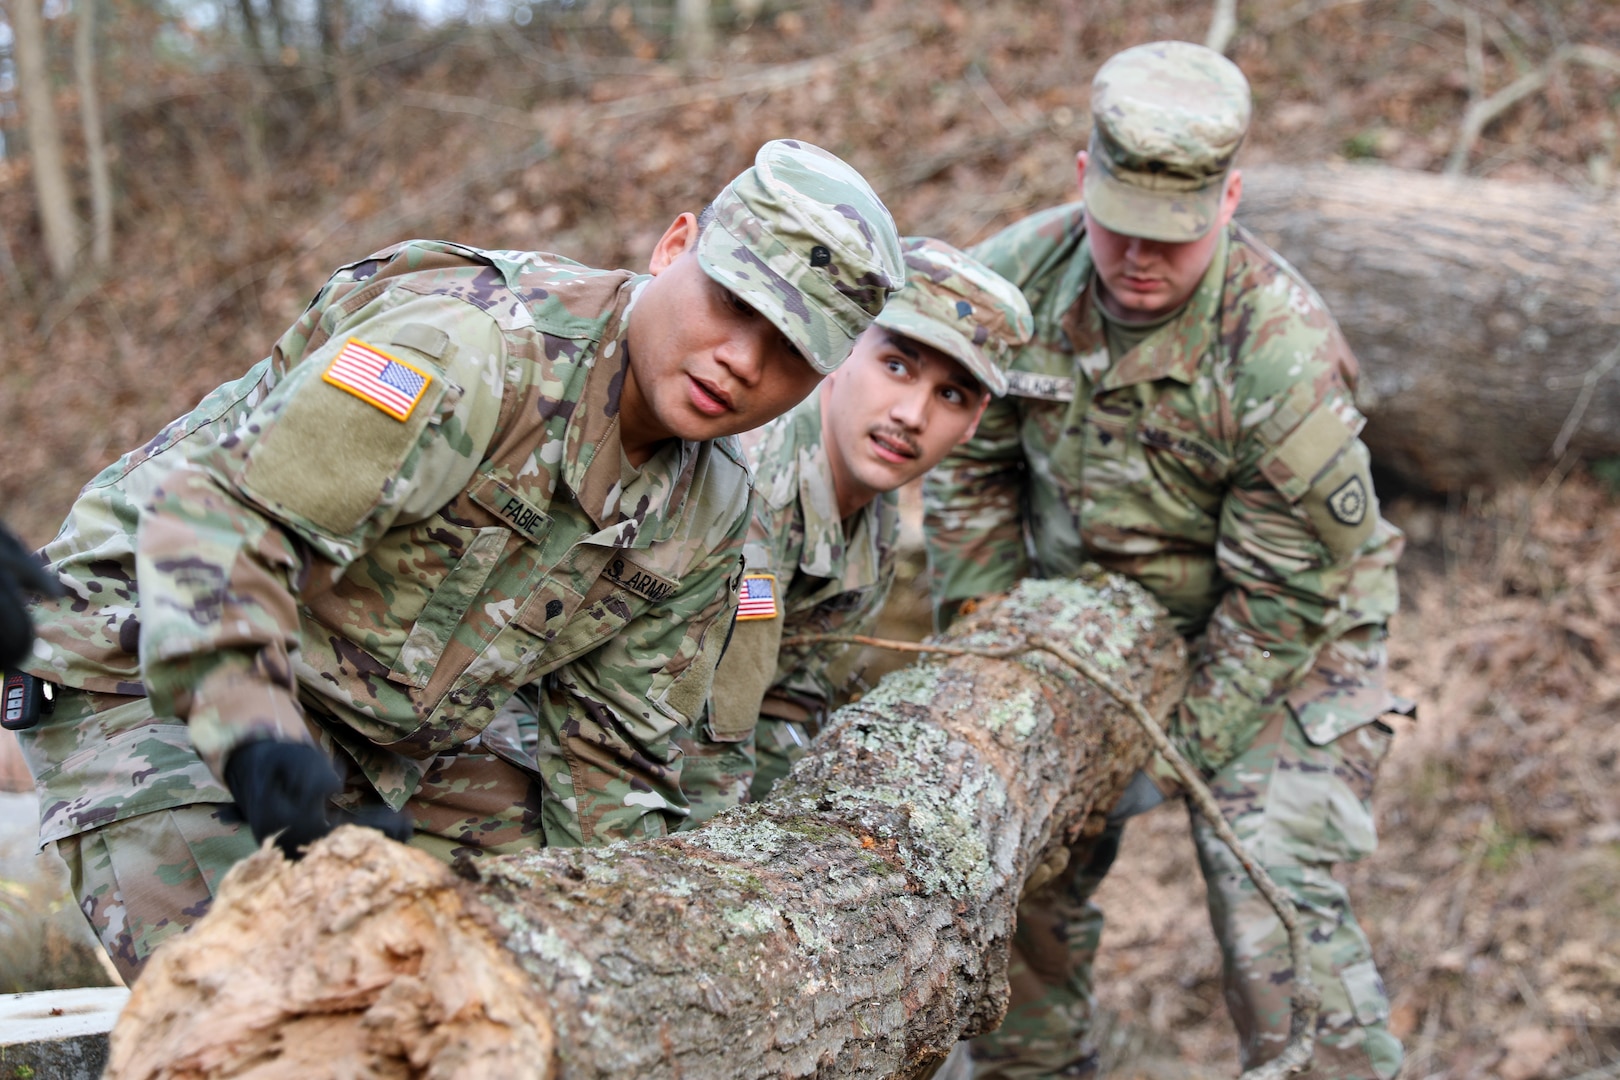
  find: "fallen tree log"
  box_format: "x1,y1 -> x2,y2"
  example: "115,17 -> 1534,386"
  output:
1240,163 -> 1620,493
104,573 -> 1184,1080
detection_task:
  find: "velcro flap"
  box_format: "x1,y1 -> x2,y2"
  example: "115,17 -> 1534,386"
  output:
242,348 -> 447,539
1258,402 -> 1361,503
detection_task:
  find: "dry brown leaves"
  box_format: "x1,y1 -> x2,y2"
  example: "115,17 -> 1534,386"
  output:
1093,475 -> 1620,1079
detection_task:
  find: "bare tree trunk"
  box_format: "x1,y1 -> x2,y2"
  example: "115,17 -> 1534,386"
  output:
675,0 -> 713,67
74,0 -> 113,270
105,574 -> 1184,1080
318,0 -> 357,133
9,0 -> 81,282
1240,163 -> 1620,493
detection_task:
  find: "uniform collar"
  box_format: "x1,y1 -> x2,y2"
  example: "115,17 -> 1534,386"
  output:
791,394 -> 894,590
1065,225 -> 1231,390
564,278 -> 699,544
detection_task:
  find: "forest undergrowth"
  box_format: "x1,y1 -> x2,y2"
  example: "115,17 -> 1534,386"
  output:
2,0 -> 1618,1075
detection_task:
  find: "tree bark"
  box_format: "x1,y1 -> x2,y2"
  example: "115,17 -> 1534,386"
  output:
74,0 -> 113,270
9,0 -> 81,282
1239,163 -> 1620,493
104,573 -> 1184,1080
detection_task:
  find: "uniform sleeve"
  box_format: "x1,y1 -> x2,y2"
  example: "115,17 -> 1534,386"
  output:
922,392 -> 1029,630
1176,317 -> 1394,774
135,294 -> 508,778
537,514 -> 747,844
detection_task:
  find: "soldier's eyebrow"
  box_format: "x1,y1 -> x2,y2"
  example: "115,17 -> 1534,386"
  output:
883,331 -> 921,360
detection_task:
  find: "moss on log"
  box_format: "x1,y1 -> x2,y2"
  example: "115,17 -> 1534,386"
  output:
105,571 -> 1185,1080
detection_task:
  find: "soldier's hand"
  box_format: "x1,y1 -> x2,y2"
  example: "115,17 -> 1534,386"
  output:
0,524 -> 61,671
331,805 -> 414,845
223,739 -> 343,860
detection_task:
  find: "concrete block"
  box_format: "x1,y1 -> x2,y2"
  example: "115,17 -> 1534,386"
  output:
0,986 -> 129,1079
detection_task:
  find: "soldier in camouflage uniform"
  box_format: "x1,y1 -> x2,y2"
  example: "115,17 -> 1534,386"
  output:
679,238 -> 1033,823
923,43 -> 1406,1080
13,139 -> 904,982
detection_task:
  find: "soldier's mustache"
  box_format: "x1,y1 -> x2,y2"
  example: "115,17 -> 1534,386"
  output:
868,425 -> 920,457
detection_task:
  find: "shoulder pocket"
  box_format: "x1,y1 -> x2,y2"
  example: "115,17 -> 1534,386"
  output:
1257,403 -> 1376,561
240,337 -> 449,539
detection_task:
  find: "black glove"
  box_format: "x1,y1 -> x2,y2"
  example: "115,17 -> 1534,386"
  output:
1105,768 -> 1168,826
330,804 -> 414,845
223,739 -> 343,859
0,524 -> 61,671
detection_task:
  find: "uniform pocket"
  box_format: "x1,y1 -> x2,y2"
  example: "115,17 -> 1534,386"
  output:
1259,715 -> 1388,866
1340,957 -> 1391,1026
387,526 -> 511,688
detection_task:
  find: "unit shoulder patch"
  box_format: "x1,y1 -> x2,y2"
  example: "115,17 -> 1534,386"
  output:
736,572 -> 779,621
1326,474 -> 1369,526
323,338 -> 434,421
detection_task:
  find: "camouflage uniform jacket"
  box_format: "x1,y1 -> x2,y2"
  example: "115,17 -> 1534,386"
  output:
709,393 -> 899,739
923,205 -> 1402,774
21,240 -> 749,843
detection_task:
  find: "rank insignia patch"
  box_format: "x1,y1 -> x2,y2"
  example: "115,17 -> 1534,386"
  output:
1327,475 -> 1368,526
736,572 -> 779,621
323,338 -> 433,421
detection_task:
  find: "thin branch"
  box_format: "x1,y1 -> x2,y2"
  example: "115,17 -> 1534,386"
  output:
1446,43 -> 1620,175
1254,0 -> 1369,36
964,64 -> 1021,136
402,32 -> 915,134
1551,336 -> 1620,459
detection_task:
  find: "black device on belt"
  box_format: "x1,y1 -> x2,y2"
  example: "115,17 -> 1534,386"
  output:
2,672 -> 54,730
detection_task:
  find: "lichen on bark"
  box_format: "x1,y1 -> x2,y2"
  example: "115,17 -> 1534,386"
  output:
107,570 -> 1185,1080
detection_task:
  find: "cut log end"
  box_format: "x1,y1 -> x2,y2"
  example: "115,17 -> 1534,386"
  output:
106,827 -> 556,1080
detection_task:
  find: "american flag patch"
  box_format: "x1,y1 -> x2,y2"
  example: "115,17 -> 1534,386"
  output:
736,572 -> 778,621
322,338 -> 433,421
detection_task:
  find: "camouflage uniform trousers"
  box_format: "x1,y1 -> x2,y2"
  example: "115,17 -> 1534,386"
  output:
44,689 -> 545,983
969,630 -> 1403,1080
674,713 -> 814,829
672,717 -> 753,828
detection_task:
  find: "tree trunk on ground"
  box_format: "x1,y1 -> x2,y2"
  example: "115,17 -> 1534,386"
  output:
74,0 -> 113,270
9,0 -> 80,282
1240,163 -> 1620,493
105,574 -> 1184,1080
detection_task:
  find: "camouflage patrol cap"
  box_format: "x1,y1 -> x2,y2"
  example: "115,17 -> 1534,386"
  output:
1085,40 -> 1251,242
873,238 -> 1032,397
698,139 -> 904,375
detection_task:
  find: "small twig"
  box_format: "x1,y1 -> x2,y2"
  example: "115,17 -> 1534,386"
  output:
1550,336 -> 1620,460
964,65 -> 1022,136
1254,0 -> 1368,36
1496,450 -> 1580,579
1205,0 -> 1240,55
785,629 -> 1321,1078
1446,43 -> 1620,175
780,632 -> 1025,661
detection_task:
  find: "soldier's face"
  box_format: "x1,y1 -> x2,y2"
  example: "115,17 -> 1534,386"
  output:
1077,153 -> 1243,320
621,213 -> 822,463
819,328 -> 989,515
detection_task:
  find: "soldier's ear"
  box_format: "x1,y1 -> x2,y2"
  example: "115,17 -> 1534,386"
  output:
649,213 -> 700,274
958,392 -> 992,445
1218,169 -> 1243,227
1075,150 -> 1090,196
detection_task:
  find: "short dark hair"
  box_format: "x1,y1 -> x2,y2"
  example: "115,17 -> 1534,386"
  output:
696,202 -> 717,234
